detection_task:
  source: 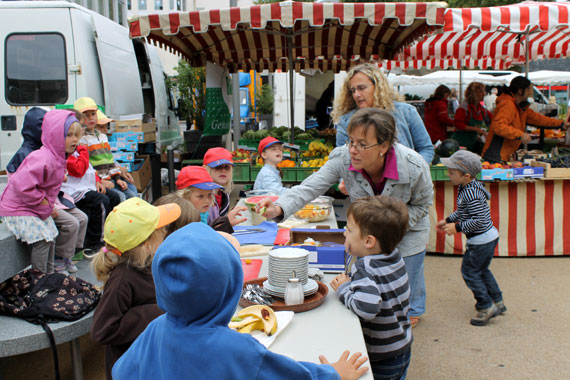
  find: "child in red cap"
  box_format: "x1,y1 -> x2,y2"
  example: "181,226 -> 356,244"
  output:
176,165 -> 233,233
203,147 -> 247,227
253,136 -> 287,195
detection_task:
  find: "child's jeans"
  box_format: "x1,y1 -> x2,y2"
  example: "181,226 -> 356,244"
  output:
461,238 -> 502,310
370,348 -> 411,380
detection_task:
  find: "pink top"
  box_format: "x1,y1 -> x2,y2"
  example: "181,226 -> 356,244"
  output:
349,146 -> 399,195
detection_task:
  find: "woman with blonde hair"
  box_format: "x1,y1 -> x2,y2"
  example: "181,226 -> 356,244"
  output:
452,82 -> 492,153
332,63 -> 434,164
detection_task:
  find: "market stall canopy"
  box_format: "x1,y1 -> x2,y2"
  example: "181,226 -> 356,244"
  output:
387,70 -> 514,87
391,1 -> 570,70
527,70 -> 570,85
128,1 -> 446,73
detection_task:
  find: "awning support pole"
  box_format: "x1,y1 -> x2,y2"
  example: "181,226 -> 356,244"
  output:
288,30 -> 295,143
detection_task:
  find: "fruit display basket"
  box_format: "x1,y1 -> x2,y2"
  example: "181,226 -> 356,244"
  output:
294,196 -> 333,222
430,165 -> 450,181
233,163 -> 250,182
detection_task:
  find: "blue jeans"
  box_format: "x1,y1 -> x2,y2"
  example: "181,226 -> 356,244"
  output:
403,250 -> 426,317
461,238 -> 502,310
371,348 -> 411,380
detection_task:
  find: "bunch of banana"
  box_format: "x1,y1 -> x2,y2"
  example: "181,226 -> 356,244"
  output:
302,140 -> 334,157
228,305 -> 278,336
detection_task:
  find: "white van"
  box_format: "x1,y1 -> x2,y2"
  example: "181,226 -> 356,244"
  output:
0,1 -> 181,170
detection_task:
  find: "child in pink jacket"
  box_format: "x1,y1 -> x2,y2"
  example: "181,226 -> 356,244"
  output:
0,110 -> 82,273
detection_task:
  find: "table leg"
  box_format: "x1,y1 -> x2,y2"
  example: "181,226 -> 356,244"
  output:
69,339 -> 84,380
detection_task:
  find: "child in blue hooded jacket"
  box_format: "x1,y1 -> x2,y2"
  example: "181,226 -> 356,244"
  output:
112,222 -> 369,380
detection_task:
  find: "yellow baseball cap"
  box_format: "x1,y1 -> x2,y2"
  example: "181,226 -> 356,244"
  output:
97,110 -> 113,125
74,97 -> 98,113
104,198 -> 181,255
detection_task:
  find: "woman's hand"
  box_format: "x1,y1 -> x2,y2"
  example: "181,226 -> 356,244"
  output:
228,205 -> 248,226
255,197 -> 283,219
338,179 -> 349,196
520,133 -> 532,144
319,350 -> 369,380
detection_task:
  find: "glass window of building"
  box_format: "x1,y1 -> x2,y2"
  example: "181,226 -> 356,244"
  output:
155,0 -> 163,10
127,0 -> 131,11
98,0 -> 105,13
86,0 -> 94,10
169,0 -> 174,10
139,0 -> 146,10
108,0 -> 115,20
177,0 -> 182,11
5,33 -> 68,105
119,1 -> 125,24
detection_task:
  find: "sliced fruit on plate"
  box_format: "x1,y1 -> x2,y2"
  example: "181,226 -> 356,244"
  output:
236,305 -> 278,336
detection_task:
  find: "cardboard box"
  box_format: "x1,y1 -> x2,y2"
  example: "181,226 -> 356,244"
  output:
112,151 -> 135,162
282,228 -> 346,273
160,151 -> 182,163
513,166 -> 544,179
131,155 -> 152,192
115,120 -> 155,133
138,182 -> 153,204
531,160 -> 570,179
481,168 -> 514,181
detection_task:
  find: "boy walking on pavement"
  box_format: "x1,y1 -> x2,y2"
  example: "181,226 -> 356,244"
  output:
331,195 -> 412,380
437,150 -> 506,326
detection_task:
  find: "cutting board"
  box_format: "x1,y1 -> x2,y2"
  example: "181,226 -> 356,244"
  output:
241,259 -> 262,282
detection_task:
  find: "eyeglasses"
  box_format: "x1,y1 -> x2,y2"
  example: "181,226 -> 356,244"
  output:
346,141 -> 381,152
349,84 -> 371,94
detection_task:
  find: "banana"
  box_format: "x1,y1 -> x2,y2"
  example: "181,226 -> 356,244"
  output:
236,305 -> 278,336
237,319 -> 265,334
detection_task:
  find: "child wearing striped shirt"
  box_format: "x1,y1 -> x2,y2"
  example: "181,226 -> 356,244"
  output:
437,150 -> 505,327
331,195 -> 412,380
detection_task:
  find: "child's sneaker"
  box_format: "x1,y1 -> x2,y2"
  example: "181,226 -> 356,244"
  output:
494,300 -> 507,315
55,259 -> 67,272
470,304 -> 499,326
64,258 -> 79,273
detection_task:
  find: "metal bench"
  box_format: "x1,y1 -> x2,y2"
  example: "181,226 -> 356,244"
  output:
0,223 -> 98,380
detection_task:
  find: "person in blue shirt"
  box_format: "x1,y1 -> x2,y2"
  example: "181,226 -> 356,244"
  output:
331,63 -> 434,164
253,136 -> 288,195
112,222 -> 370,380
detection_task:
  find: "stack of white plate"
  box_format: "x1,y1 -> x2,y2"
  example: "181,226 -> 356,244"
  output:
263,248 -> 319,299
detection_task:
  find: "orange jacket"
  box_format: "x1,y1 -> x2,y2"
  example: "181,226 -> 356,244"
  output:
482,93 -> 562,162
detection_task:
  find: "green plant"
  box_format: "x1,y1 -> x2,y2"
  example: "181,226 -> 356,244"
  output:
174,60 -> 206,130
255,83 -> 274,115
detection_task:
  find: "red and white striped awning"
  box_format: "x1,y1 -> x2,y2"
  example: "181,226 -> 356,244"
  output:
393,1 -> 570,70
381,57 -> 514,71
129,1 -> 446,73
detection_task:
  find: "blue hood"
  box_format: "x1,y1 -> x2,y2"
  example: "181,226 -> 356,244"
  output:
152,222 -> 243,326
6,107 -> 47,173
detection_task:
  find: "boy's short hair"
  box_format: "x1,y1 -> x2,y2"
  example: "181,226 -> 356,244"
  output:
347,195 -> 409,254
440,150 -> 482,178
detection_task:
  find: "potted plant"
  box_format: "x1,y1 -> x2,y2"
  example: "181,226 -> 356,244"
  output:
255,83 -> 274,129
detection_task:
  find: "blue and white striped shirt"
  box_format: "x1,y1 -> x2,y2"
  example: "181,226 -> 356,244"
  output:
337,249 -> 412,362
446,180 -> 495,240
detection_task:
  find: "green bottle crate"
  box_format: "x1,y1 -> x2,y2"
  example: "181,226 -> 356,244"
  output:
232,163 -> 250,183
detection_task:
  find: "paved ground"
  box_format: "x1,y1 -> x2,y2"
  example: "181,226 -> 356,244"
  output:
4,254 -> 570,379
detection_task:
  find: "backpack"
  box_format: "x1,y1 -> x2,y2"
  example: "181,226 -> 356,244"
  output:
0,268 -> 101,380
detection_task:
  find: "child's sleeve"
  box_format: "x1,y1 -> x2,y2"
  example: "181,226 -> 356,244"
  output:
336,260 -> 383,321
446,210 -> 459,223
258,349 -> 340,380
67,146 -> 90,177
256,169 -> 287,195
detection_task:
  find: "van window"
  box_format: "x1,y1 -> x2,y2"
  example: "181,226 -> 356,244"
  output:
5,33 -> 67,105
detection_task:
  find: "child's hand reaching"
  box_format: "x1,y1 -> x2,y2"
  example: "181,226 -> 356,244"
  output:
116,179 -> 128,191
436,219 -> 447,231
330,273 -> 350,291
319,350 -> 369,380
228,205 -> 248,226
101,179 -> 115,189
441,223 -> 458,235
51,208 -> 58,219
96,181 -> 107,194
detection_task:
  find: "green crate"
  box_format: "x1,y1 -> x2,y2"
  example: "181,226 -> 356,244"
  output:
181,159 -> 203,167
297,167 -> 319,182
430,165 -> 450,181
250,166 -> 296,182
232,163 -> 250,182
238,139 -> 260,149
250,166 -> 262,181
294,138 -> 325,151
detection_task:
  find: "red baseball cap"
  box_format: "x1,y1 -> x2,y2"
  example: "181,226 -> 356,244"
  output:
176,166 -> 223,191
258,136 -> 283,153
203,147 -> 234,168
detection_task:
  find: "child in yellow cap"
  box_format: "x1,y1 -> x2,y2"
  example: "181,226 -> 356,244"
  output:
90,197 -> 181,380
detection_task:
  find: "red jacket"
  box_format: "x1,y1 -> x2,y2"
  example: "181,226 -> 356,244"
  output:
424,97 -> 454,143
67,145 -> 101,182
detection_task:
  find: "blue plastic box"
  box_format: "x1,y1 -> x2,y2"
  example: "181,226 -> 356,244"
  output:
481,168 -> 514,181
513,166 -> 544,179
112,151 -> 135,162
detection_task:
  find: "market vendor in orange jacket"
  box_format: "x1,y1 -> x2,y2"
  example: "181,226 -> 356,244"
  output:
482,76 -> 570,162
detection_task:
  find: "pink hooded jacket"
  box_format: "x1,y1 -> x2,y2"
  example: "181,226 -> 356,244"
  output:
0,110 -> 75,220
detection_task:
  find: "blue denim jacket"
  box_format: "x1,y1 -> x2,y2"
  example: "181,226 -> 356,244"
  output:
335,102 -> 434,164
253,164 -> 287,195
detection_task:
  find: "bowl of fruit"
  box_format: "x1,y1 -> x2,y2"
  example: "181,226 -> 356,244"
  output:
294,196 -> 333,223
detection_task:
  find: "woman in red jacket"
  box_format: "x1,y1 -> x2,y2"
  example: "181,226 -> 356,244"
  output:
424,85 -> 455,143
452,82 -> 492,154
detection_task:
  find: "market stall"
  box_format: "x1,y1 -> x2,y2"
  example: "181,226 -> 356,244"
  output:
428,164 -> 570,257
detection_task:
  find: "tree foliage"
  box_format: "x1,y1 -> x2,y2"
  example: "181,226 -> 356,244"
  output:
174,60 -> 206,130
